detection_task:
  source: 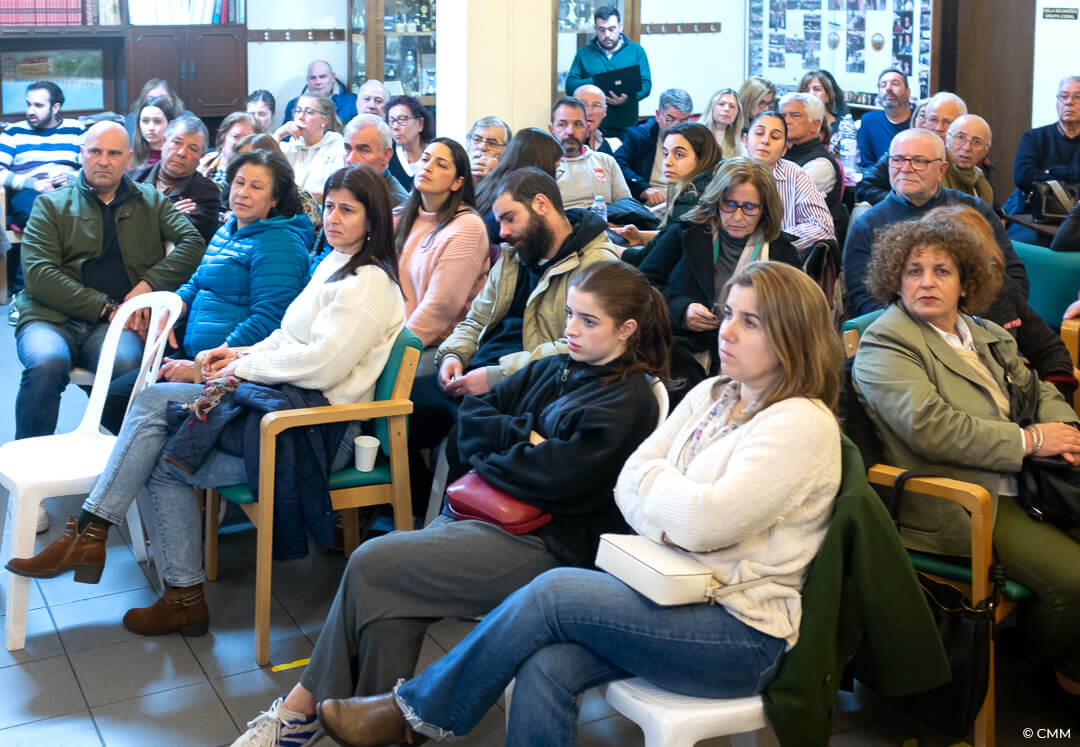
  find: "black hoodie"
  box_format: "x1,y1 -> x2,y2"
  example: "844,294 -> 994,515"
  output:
456,353 -> 659,566
468,208 -> 608,369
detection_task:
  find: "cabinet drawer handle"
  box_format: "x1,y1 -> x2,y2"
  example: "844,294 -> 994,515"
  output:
190,61 -> 196,79
180,61 -> 187,80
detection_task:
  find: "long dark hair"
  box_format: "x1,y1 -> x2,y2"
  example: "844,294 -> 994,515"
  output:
225,149 -> 305,220
475,128 -> 563,214
132,95 -> 177,166
385,95 -> 435,143
569,260 -> 671,383
662,122 -> 721,191
394,137 -> 477,252
322,165 -> 400,285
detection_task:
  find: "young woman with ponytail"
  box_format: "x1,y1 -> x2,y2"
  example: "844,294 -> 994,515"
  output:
231,259 -> 672,746
312,262 -> 846,747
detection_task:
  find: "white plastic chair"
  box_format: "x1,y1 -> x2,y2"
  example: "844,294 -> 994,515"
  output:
603,678 -> 774,747
0,291 -> 183,651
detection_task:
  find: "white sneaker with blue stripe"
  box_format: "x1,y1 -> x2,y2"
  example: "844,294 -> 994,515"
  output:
231,696 -> 320,747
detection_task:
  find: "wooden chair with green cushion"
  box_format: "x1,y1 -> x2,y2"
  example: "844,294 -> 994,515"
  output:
203,327 -> 423,665
842,310 -> 1032,747
1012,240 -> 1080,328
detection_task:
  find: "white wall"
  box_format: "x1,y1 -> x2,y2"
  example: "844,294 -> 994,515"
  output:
436,0 -> 555,139
246,0 -> 349,130
638,0 -> 746,116
1032,0 -> 1080,127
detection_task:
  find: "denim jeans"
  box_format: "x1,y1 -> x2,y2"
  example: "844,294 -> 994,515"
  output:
394,567 -> 787,746
83,382 -> 360,587
15,318 -> 144,439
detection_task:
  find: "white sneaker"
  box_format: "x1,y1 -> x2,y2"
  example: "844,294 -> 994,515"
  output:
231,696 -> 320,747
36,504 -> 49,534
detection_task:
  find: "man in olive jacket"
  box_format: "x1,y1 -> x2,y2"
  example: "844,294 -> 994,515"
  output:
14,121 -> 205,439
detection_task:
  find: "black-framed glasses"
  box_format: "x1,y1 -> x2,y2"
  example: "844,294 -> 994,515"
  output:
888,155 -> 943,171
718,199 -> 762,216
470,135 -> 506,151
387,115 -> 420,126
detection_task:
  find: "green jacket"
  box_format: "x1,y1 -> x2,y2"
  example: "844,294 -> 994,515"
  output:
852,302 -> 1075,556
564,35 -> 652,132
15,174 -> 206,331
435,234 -> 615,386
763,438 -> 951,746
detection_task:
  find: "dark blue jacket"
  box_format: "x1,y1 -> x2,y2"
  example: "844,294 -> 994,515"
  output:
842,188 -> 1029,317
613,118 -> 659,199
1003,122 -> 1080,213
162,382 -> 346,559
174,213 -> 312,355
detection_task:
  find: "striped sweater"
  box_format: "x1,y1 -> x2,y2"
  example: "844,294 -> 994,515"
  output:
0,118 -> 84,191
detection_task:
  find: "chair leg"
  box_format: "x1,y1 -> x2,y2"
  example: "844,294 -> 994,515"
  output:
341,508 -> 361,556
973,639 -> 995,747
204,489 -> 219,582
253,496 -> 273,666
125,500 -> 149,564
3,492 -> 41,651
388,417 -> 413,532
424,441 -> 449,528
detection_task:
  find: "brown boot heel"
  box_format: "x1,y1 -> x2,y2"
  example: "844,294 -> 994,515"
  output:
73,564 -> 105,584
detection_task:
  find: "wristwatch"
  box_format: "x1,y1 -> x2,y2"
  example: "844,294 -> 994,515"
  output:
101,298 -> 120,319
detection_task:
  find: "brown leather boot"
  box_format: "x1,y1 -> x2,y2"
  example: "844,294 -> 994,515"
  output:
317,692 -> 427,746
5,515 -> 108,583
122,583 -> 209,637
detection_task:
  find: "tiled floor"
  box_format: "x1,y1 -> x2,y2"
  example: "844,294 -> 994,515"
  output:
1,299 -> 1077,746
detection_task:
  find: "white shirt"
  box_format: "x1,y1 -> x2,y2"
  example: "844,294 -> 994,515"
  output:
771,159 -> 835,251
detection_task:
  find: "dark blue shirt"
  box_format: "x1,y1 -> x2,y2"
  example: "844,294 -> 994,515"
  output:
842,188 -> 1029,317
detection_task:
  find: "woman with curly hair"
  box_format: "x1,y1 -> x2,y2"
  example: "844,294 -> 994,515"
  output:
852,218 -> 1080,700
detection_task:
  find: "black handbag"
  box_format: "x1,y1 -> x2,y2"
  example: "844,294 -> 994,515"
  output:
889,471 -> 997,737
1018,455 -> 1080,526
1028,180 -> 1077,223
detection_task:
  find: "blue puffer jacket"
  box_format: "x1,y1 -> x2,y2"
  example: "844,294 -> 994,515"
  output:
175,213 -> 314,355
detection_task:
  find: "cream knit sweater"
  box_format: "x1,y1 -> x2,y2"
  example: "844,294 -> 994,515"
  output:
614,377 -> 841,648
234,250 -> 405,405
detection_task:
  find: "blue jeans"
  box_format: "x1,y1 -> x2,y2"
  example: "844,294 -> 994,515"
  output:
394,567 -> 787,746
15,318 -> 144,439
83,382 -> 360,587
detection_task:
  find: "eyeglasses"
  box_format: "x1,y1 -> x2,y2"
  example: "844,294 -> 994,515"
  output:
947,131 -> 989,149
295,107 -> 323,118
658,112 -> 692,127
888,155 -> 943,171
470,135 -> 506,151
387,115 -> 420,126
1057,93 -> 1080,103
718,199 -> 762,216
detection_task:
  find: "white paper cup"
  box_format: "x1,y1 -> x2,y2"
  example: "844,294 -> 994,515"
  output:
354,435 -> 380,472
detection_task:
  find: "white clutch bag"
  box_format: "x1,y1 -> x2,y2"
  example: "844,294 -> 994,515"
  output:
595,533 -> 770,606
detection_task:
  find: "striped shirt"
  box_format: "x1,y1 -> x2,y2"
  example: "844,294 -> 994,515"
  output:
0,118 -> 84,191
772,158 -> 835,251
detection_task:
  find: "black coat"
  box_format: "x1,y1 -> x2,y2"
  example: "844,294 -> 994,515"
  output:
129,162 -> 222,245
640,221 -> 801,353
456,354 -> 659,565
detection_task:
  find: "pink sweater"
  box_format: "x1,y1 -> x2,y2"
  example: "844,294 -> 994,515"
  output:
397,208 -> 490,347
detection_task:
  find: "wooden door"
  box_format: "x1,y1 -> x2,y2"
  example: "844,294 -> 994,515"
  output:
125,27 -> 185,111
186,27 -> 248,116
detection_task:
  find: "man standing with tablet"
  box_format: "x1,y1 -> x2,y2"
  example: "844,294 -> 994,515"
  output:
565,5 -> 652,141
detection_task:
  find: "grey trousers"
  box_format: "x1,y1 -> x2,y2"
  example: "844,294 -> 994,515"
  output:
300,515 -> 565,700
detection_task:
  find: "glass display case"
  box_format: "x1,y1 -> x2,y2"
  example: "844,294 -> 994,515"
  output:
349,0 -> 436,105
556,0 -> 625,93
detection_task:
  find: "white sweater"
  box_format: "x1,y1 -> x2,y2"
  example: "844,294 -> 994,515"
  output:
614,377 -> 841,648
555,147 -> 632,209
235,250 -> 405,405
281,131 -> 345,197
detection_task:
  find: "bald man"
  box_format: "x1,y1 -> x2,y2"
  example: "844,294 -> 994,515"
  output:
283,60 -> 358,128
13,121 -> 205,439
572,84 -> 614,154
843,128 -> 1027,316
943,114 -> 994,205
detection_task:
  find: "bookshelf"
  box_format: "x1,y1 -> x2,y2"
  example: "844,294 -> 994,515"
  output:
0,0 -> 248,120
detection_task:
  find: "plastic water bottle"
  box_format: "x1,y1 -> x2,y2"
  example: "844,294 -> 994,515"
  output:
590,195 -> 607,222
839,133 -> 858,179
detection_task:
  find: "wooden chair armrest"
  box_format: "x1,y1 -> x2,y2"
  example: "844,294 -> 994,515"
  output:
1062,318 -> 1080,367
193,345 -> 254,384
260,399 -> 414,438
866,463 -> 994,602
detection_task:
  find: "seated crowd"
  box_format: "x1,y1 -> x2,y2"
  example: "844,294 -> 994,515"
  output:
3,23 -> 1080,746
